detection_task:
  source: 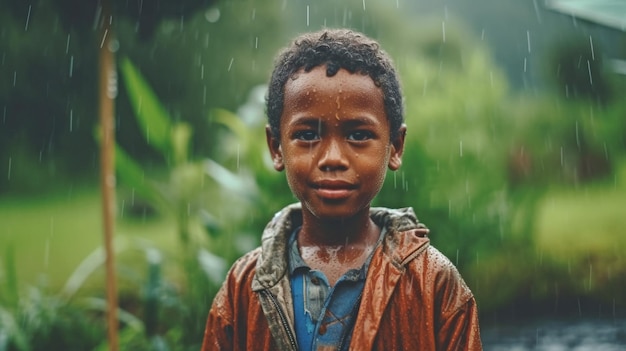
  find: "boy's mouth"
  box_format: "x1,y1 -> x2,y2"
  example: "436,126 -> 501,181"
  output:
312,180 -> 356,200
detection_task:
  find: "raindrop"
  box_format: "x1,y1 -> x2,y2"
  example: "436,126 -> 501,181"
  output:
526,30 -> 531,53
587,60 -> 593,85
524,57 -> 527,72
66,34 -> 71,54
69,55 -> 74,77
13,71 -> 16,86
69,109 -> 73,132
532,0 -> 542,23
7,157 -> 11,180
251,8 -> 256,21
100,29 -> 109,49
228,57 -> 234,71
589,36 -> 595,60
481,29 -> 485,41
362,0 -> 366,11
201,64 -> 205,79
459,140 -> 463,157
401,171 -> 406,191
306,5 -> 310,27
25,5 -> 32,31
255,37 -> 259,49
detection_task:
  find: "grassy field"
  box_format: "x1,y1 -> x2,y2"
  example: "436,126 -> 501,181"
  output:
0,184 -> 179,293
535,160 -> 626,257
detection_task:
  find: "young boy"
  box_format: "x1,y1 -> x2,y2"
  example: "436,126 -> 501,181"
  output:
202,29 -> 482,350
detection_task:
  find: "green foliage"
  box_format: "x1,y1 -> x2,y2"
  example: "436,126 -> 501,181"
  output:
120,58 -> 176,157
114,57 -> 268,348
0,246 -> 106,351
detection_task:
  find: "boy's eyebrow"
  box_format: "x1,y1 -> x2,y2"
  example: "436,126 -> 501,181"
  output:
289,115 -> 324,127
342,116 -> 380,126
289,114 -> 381,127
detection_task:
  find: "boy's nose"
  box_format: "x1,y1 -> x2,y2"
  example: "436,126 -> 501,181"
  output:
317,139 -> 348,171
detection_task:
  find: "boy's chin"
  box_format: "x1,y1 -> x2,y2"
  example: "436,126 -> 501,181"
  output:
303,201 -> 369,222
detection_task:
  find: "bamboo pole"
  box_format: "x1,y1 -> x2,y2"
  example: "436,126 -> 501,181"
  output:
98,0 -> 119,349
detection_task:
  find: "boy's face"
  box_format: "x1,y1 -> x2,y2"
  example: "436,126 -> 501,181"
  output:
266,65 -> 405,220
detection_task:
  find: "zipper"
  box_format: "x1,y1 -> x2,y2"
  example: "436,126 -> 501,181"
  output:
261,289 -> 298,350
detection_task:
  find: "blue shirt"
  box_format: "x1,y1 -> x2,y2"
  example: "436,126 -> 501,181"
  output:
288,228 -> 384,351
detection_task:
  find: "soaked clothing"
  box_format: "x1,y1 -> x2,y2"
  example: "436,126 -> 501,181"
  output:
289,227 -> 385,350
202,203 -> 483,350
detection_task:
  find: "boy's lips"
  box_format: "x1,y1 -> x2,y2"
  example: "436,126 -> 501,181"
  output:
312,179 -> 357,199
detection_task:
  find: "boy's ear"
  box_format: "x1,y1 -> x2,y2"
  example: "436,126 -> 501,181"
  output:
388,124 -> 407,171
266,125 -> 284,171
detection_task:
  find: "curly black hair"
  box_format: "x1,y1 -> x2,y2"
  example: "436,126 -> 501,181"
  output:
266,29 -> 404,141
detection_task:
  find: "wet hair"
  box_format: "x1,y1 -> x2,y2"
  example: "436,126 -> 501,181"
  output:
266,28 -> 404,141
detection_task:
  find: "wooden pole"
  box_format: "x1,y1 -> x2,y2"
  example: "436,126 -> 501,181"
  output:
98,0 -> 118,349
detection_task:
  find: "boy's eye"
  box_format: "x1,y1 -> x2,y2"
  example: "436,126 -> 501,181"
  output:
294,130 -> 319,141
347,131 -> 374,141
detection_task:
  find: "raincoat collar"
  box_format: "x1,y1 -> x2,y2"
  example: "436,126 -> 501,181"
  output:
251,203 -> 429,291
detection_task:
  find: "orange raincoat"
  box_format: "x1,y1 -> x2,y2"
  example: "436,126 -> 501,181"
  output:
202,203 -> 482,350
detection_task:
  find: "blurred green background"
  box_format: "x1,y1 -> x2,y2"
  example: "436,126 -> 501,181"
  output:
1,0 -> 625,349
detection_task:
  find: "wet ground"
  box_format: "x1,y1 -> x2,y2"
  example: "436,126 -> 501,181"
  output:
481,318 -> 626,350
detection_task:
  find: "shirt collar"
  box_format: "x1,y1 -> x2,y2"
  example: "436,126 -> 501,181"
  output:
287,226 -> 387,279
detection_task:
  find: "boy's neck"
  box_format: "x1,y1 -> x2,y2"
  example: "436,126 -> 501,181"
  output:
298,206 -> 378,248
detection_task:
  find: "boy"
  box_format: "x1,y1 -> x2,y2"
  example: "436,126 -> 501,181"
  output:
202,29 -> 482,350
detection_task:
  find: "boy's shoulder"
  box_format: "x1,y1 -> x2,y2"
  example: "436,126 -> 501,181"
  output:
224,246 -> 263,283
407,244 -> 475,308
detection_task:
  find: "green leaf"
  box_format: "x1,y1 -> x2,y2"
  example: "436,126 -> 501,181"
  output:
119,57 -> 172,155
171,122 -> 192,166
210,108 -> 250,143
115,144 -> 168,211
203,159 -> 258,200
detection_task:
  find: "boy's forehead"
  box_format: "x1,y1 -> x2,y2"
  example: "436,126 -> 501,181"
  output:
280,65 -> 387,126
286,66 -> 377,92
